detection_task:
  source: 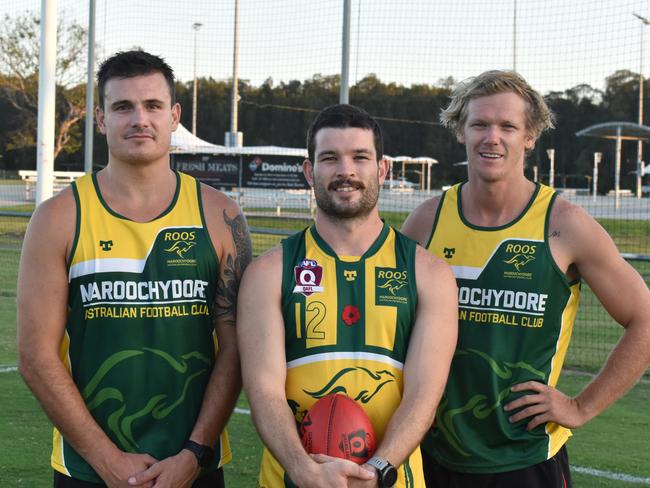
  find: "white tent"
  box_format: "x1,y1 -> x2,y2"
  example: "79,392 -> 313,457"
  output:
170,123 -> 306,157
170,124 -> 227,153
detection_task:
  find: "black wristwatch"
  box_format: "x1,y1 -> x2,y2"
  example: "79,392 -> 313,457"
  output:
366,456 -> 398,487
183,440 -> 214,468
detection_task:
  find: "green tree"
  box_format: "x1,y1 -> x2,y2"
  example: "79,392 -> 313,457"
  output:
0,11 -> 87,166
543,84 -> 608,188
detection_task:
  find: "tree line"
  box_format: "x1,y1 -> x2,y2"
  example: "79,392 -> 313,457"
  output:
0,13 -> 647,191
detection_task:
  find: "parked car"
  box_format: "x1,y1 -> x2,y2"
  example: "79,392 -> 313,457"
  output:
383,177 -> 418,190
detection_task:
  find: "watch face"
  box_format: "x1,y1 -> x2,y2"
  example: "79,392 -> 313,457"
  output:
383,465 -> 398,487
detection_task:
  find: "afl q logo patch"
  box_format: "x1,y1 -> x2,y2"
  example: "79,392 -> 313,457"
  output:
293,259 -> 324,296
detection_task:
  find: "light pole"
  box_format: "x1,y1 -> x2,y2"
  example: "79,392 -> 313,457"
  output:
225,0 -> 242,147
84,0 -> 96,174
340,0 -> 351,103
513,0 -> 517,71
593,152 -> 602,201
546,148 -> 555,188
633,13 -> 649,198
192,22 -> 202,136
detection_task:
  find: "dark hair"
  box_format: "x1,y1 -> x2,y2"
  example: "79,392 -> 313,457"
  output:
306,104 -> 384,162
97,50 -> 175,108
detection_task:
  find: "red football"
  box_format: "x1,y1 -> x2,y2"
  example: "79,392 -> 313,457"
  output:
299,394 -> 375,464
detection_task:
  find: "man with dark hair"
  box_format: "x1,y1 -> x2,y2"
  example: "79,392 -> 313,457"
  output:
306,103 -> 384,163
403,70 -> 650,487
96,50 -> 177,109
237,104 -> 458,487
17,50 -> 251,487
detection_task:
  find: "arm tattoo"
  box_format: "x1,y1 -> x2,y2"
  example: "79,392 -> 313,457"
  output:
548,230 -> 560,238
215,211 -> 253,327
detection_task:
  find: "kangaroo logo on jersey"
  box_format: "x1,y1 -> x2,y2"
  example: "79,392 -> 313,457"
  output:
503,242 -> 538,278
82,348 -> 211,452
99,240 -> 113,251
165,241 -> 197,258
343,270 -> 357,281
294,259 -> 324,296
443,247 -> 456,259
375,267 -> 409,305
163,230 -> 198,266
504,253 -> 535,271
303,366 -> 396,404
436,348 -> 546,457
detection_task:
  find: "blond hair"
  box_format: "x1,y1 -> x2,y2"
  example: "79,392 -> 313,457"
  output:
440,70 -> 555,140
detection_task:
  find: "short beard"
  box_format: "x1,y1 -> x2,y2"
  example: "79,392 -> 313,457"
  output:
313,176 -> 379,220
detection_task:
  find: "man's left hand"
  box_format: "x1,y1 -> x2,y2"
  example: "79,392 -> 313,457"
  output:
348,463 -> 379,488
127,449 -> 200,488
310,454 -> 378,487
504,381 -> 586,431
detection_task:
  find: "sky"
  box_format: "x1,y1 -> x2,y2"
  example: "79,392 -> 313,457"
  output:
2,0 -> 650,95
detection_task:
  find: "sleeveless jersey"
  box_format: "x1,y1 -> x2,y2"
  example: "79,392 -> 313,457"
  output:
258,224 -> 422,487
53,172 -> 231,481
422,182 -> 581,473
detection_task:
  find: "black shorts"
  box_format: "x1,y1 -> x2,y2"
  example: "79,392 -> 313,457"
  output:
53,468 -> 225,488
422,445 -> 572,488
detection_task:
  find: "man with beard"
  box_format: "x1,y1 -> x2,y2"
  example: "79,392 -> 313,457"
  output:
237,104 -> 458,488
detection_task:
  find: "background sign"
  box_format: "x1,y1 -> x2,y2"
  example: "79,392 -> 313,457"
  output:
241,155 -> 309,189
171,154 -> 239,188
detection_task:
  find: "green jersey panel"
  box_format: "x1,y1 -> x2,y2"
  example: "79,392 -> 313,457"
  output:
55,172 -> 230,481
258,224 -> 422,487
424,183 -> 580,473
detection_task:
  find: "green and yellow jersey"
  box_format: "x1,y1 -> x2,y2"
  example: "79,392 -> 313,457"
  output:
55,172 -> 230,482
259,224 -> 422,487
422,182 -> 580,473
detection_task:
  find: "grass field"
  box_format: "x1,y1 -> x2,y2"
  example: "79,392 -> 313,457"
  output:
1,369 -> 649,487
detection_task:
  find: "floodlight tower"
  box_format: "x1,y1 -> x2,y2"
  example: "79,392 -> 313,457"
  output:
226,0 -> 242,147
513,0 -> 517,71
192,22 -> 202,136
340,0 -> 351,103
633,13 -> 649,198
84,0 -> 96,174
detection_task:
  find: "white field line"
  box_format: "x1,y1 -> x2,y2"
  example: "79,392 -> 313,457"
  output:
1,366 -> 648,484
231,406 -> 650,484
571,466 -> 650,485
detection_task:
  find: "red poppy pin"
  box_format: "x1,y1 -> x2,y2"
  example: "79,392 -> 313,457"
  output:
342,305 -> 361,326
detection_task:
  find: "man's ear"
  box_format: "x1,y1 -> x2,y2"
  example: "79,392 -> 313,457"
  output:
303,159 -> 314,187
456,130 -> 465,145
378,158 -> 389,184
525,133 -> 536,151
171,102 -> 181,130
95,106 -> 106,134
